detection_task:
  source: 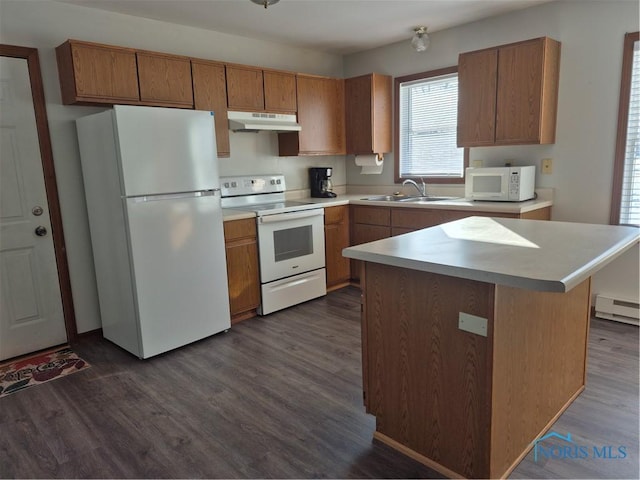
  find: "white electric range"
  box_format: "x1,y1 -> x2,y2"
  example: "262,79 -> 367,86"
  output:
221,175 -> 326,315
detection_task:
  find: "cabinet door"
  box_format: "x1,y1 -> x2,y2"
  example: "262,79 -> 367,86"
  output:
264,71 -> 297,113
324,206 -> 350,289
346,74 -> 373,154
457,48 -> 498,147
345,73 -> 392,155
56,41 -> 140,104
224,219 -> 260,322
350,223 -> 391,282
296,75 -> 346,155
192,60 -> 230,158
226,65 -> 264,111
137,52 -> 193,107
495,38 -> 559,144
495,40 -> 544,144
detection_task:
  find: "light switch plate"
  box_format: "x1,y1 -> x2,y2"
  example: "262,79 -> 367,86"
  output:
458,312 -> 488,337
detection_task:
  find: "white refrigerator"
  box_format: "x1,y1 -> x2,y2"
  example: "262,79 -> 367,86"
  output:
76,105 -> 231,359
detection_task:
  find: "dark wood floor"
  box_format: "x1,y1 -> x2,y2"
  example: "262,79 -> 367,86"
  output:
0,286 -> 637,479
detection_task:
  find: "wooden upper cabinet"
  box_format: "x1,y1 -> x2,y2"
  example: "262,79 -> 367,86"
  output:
279,74 -> 345,156
137,52 -> 193,107
345,73 -> 392,155
495,38 -> 560,144
56,40 -> 194,108
226,65 -> 297,113
457,37 -> 561,147
457,49 -> 498,146
263,71 -> 297,113
56,40 -> 140,105
192,60 -> 230,158
226,65 -> 265,111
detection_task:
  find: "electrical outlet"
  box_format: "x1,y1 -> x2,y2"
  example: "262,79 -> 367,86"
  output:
541,158 -> 553,174
472,160 -> 483,168
458,312 -> 487,337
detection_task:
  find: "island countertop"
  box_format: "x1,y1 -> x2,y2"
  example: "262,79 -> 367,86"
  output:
342,216 -> 639,292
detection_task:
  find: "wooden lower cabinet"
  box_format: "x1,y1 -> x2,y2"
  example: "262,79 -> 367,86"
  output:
361,262 -> 589,478
350,206 -> 392,282
350,205 -> 552,282
324,205 -> 351,291
223,218 -> 260,323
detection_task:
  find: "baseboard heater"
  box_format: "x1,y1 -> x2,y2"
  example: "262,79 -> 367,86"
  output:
594,295 -> 640,326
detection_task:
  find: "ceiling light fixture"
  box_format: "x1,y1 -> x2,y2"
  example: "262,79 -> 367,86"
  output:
411,26 -> 430,52
250,0 -> 280,8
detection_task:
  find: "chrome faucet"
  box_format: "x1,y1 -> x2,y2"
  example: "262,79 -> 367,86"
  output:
402,177 -> 427,196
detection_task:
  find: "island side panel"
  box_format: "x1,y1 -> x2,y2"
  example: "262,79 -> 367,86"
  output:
363,262 -> 495,478
490,278 -> 591,479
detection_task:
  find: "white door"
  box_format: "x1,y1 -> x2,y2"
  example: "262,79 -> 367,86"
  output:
0,56 -> 67,360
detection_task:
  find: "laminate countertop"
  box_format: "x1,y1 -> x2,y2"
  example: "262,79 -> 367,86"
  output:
222,194 -> 552,220
342,216 -> 639,292
222,209 -> 256,221
303,194 -> 552,214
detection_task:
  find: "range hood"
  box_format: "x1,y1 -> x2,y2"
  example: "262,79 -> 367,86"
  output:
227,111 -> 301,132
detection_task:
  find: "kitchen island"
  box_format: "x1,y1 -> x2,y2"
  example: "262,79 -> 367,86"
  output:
342,216 -> 639,479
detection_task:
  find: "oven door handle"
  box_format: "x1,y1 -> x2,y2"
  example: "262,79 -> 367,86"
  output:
259,209 -> 324,224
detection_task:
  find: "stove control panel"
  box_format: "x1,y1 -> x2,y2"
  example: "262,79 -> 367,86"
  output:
220,174 -> 286,198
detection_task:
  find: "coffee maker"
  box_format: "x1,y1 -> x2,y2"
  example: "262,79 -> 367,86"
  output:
309,167 -> 337,198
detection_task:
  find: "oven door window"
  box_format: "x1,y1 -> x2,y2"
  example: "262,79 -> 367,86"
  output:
257,210 -> 325,284
273,225 -> 313,262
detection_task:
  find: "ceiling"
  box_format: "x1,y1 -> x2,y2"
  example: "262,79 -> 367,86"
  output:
55,0 -> 552,55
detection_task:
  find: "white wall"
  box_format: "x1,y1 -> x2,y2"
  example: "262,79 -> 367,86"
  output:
0,0 -> 345,333
344,0 -> 640,303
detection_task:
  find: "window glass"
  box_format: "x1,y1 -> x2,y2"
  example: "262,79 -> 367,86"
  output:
398,72 -> 464,179
618,39 -> 640,225
612,32 -> 640,226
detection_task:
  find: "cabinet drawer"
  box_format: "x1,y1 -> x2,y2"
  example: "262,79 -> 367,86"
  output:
352,224 -> 391,245
352,205 -> 390,226
324,205 -> 348,225
391,208 -> 440,229
224,218 -> 257,242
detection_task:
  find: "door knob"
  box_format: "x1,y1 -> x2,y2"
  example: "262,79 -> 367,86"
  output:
34,226 -> 47,237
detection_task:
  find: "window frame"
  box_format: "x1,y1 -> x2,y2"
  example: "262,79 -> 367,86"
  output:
610,31 -> 640,225
394,66 -> 469,184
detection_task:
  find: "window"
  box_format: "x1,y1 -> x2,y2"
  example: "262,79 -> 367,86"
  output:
394,66 -> 468,183
611,31 -> 640,226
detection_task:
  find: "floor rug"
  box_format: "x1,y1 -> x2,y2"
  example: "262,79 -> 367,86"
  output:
0,347 -> 90,398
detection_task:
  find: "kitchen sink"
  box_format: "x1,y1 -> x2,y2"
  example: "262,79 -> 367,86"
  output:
361,195 -> 460,203
361,195 -> 407,202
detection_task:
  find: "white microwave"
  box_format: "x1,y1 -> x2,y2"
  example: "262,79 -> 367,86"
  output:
465,166 -> 536,202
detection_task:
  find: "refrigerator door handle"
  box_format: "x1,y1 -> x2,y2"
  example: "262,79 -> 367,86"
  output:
130,190 -> 219,203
